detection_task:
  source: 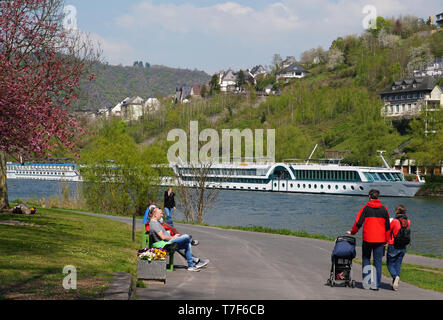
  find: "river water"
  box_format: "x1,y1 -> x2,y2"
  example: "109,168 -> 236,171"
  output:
7,180 -> 443,256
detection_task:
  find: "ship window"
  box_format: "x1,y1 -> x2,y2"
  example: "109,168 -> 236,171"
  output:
314,184 -> 317,189
321,184 -> 323,189
343,185 -> 346,190
290,184 -> 293,188
351,186 -> 355,190
359,186 -> 364,191
303,184 -> 306,188
297,184 -> 300,188
335,185 -> 339,190
308,184 -> 311,188
328,185 -> 331,189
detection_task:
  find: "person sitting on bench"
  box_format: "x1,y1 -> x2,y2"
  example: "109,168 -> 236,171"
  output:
149,207 -> 208,272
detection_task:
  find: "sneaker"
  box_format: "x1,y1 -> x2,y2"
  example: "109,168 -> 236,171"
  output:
195,258 -> 209,269
187,266 -> 200,272
191,239 -> 199,246
393,276 -> 400,291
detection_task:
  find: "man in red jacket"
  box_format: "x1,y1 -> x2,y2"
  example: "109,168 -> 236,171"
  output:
347,189 -> 390,290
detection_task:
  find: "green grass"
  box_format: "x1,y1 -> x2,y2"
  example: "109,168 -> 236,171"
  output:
0,208 -> 140,300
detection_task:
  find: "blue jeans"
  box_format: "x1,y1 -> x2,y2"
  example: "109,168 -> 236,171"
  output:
164,207 -> 174,226
386,244 -> 406,279
169,234 -> 194,267
362,242 -> 385,289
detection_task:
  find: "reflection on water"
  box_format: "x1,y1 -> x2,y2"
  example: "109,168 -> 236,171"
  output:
7,180 -> 443,256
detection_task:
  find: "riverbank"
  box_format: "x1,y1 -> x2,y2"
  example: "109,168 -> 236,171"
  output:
416,183 -> 443,197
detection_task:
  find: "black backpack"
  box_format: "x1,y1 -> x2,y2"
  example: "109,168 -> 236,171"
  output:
393,217 -> 410,248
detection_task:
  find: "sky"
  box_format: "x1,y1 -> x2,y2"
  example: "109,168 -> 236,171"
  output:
67,0 -> 442,74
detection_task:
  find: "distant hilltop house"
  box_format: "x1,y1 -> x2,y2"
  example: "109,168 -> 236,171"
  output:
275,57 -> 307,83
175,84 -> 206,103
380,76 -> 441,118
103,96 -> 160,121
219,69 -> 237,92
394,158 -> 443,176
413,57 -> 443,77
249,65 -> 267,78
217,66 -> 268,92
276,62 -> 308,83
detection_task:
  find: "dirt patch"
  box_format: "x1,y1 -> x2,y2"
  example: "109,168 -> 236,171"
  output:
0,220 -> 43,227
0,276 -> 111,300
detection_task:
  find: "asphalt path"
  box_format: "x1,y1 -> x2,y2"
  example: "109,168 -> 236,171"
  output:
69,211 -> 443,300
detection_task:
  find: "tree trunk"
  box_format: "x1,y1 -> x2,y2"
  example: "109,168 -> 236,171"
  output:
132,213 -> 136,242
0,151 -> 9,210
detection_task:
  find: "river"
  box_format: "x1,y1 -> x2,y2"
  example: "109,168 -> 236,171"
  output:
7,179 -> 443,256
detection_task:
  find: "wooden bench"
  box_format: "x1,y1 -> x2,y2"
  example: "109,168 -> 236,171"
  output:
141,230 -> 174,272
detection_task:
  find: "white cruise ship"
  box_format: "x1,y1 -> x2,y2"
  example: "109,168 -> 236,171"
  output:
6,162 -> 81,182
168,156 -> 424,197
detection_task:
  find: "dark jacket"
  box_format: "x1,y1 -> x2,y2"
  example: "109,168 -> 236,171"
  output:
164,191 -> 175,209
350,199 -> 390,243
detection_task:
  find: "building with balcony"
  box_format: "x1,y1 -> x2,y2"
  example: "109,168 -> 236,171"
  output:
380,76 -> 437,118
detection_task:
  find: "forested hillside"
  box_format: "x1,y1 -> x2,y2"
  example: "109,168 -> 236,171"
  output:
73,63 -> 211,111
76,16 -> 442,168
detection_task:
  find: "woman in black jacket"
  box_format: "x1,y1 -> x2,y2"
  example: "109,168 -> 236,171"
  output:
164,188 -> 175,226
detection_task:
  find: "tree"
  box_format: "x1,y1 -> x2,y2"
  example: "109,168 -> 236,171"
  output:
174,160 -> 222,224
0,0 -> 100,210
327,48 -> 345,71
209,74 -> 220,95
407,109 -> 443,175
80,120 -> 161,241
237,70 -> 246,88
271,53 -> 282,70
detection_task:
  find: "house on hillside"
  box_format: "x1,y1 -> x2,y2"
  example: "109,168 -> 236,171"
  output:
281,56 -> 297,68
176,86 -> 192,103
380,76 -> 438,118
413,57 -> 443,77
394,159 -> 443,176
108,96 -> 159,121
436,12 -> 443,28
144,97 -> 160,113
219,69 -> 237,92
250,65 -> 267,78
276,63 -> 308,83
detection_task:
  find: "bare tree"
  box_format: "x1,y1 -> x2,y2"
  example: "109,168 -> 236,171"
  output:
174,160 -> 222,224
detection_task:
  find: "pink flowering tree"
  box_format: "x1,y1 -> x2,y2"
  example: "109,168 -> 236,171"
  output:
0,0 -> 100,210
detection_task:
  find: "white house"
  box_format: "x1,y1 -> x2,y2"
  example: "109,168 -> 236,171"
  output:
219,69 -> 237,92
108,96 -> 160,121
276,63 -> 308,83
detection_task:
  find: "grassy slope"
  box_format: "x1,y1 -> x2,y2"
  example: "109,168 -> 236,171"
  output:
0,208 -> 140,299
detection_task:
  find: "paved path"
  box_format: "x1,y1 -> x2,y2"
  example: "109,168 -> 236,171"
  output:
68,210 -> 443,300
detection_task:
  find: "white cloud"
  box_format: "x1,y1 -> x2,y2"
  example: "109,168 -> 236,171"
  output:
96,0 -> 442,72
89,33 -> 136,66
116,1 -> 300,38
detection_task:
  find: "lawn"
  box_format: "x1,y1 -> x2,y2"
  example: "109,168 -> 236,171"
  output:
0,207 -> 140,299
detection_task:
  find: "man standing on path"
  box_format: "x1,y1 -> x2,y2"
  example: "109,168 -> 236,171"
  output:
347,189 -> 390,290
164,188 -> 176,226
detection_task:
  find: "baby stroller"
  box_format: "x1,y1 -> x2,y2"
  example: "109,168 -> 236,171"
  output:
326,236 -> 356,288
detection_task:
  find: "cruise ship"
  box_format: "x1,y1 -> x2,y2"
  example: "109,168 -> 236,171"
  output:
168,154 -> 424,197
6,161 -> 81,182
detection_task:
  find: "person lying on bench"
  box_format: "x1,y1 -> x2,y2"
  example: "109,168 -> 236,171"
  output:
149,207 -> 208,272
